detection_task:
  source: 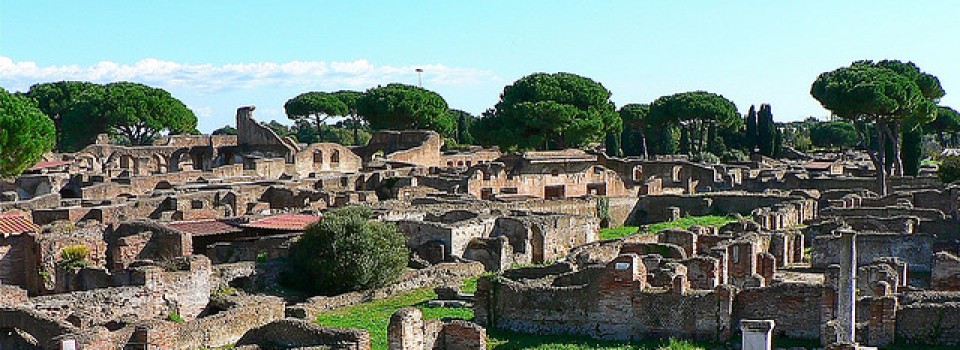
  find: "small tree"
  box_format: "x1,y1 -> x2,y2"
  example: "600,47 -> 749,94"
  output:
938,156 -> 960,184
285,206 -> 408,295
744,105 -> 758,152
211,125 -> 237,135
284,91 -> 349,135
757,104 -> 777,157
902,123 -> 924,176
0,89 -> 56,177
357,84 -> 454,137
810,121 -> 859,150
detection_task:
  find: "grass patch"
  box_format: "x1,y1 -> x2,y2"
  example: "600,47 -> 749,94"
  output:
316,277 -> 478,349
316,275 -> 715,349
600,215 -> 738,240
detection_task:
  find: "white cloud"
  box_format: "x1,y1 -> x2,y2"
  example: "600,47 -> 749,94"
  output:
0,56 -> 498,93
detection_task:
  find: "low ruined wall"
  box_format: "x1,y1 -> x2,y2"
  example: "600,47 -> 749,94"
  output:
286,262 -> 483,320
0,307 -> 82,349
733,282 -> 822,339
933,252 -> 960,291
236,318 -> 371,350
475,255 -> 734,342
389,307 -> 486,350
811,233 -> 934,271
896,302 -> 960,346
175,295 -> 285,349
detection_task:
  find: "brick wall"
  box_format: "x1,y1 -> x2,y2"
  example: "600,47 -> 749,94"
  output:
932,252 -> 960,291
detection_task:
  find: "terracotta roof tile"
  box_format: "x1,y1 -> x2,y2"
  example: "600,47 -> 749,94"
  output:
29,160 -> 71,171
167,220 -> 243,237
244,214 -> 320,231
0,212 -> 39,236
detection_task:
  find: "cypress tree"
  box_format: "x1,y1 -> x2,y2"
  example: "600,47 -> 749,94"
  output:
745,105 -> 758,152
773,126 -> 783,157
902,124 -> 923,176
679,127 -> 691,155
757,104 -> 776,157
604,132 -> 623,157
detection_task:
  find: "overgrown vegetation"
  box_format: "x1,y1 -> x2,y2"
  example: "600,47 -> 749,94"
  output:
283,205 -> 408,295
58,244 -> 91,269
599,215 -> 738,240
316,278 -> 477,349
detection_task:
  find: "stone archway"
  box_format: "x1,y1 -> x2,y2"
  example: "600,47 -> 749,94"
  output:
152,154 -> 168,174
169,149 -> 192,172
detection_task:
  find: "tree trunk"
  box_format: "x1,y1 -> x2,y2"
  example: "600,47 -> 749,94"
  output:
876,121 -> 888,196
640,130 -> 648,159
352,115 -> 360,145
885,123 -> 903,176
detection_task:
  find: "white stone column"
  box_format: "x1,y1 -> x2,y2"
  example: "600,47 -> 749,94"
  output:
741,319 -> 775,350
837,229 -> 857,344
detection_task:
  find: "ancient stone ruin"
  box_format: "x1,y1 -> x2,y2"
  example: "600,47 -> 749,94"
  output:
2,105 -> 960,349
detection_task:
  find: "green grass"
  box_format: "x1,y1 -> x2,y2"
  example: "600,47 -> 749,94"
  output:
316,277 -> 477,349
314,275 -> 715,349
600,215 -> 739,240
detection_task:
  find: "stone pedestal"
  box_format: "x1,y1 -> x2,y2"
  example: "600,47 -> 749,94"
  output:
740,319 -> 775,350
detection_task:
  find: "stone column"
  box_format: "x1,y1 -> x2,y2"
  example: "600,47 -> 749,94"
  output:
837,229 -> 857,344
740,319 -> 775,350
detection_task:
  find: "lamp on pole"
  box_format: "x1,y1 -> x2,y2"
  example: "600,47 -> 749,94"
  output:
415,68 -> 423,87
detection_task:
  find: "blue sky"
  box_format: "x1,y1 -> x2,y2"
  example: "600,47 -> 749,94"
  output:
2,1 -> 959,132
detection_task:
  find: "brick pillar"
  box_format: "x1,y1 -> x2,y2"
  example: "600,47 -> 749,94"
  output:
473,277 -> 492,326
821,265 -> 840,346
714,284 -> 736,340
867,294 -> 897,347
758,253 -> 777,285
389,307 -> 424,350
672,274 -> 687,295
443,320 -> 487,350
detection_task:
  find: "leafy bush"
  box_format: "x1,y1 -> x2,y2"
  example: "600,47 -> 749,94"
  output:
59,245 -> 90,269
721,149 -> 747,162
690,151 -> 720,164
284,205 -> 408,295
939,156 -> 960,184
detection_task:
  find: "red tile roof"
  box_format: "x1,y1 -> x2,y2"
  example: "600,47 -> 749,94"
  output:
244,214 -> 321,231
0,212 -> 39,236
29,160 -> 71,171
167,220 -> 243,237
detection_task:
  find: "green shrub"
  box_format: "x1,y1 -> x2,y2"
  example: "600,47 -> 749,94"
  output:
59,245 -> 90,269
167,309 -> 185,323
938,156 -> 960,184
284,205 -> 408,295
690,151 -> 720,164
721,149 -> 747,162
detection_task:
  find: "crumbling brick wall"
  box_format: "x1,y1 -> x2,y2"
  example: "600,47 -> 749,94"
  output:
811,233 -> 934,271
388,307 -> 486,350
932,252 -> 960,291
733,282 -> 822,339
475,254 -> 734,342
236,318 -> 371,350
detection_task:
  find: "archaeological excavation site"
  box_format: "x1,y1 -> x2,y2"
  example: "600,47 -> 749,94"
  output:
1,101 -> 959,350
